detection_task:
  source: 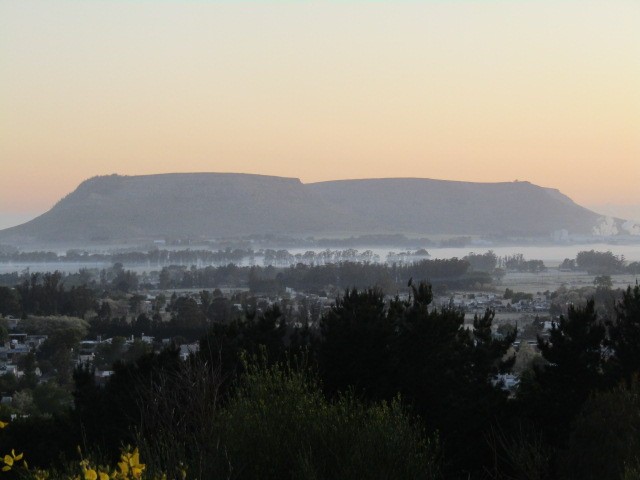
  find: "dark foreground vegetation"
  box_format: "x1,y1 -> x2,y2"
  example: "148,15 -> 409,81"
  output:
0,278 -> 639,479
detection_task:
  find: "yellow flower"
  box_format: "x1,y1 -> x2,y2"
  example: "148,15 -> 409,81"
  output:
117,460 -> 129,476
85,469 -> 98,480
2,449 -> 24,471
0,420 -> 8,429
116,447 -> 145,479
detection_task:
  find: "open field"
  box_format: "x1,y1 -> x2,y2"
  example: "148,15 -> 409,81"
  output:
497,270 -> 638,295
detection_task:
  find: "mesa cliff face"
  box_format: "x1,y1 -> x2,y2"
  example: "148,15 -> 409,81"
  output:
0,173 -> 605,244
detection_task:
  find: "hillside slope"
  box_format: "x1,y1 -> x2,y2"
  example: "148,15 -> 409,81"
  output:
0,173 -> 353,243
308,178 -> 601,236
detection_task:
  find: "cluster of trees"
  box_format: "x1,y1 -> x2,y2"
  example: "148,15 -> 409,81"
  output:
88,291 -> 223,341
464,251 -> 498,272
316,233 -> 435,248
0,316 -> 87,420
512,286 -> 640,479
2,281 -> 508,478
577,250 -> 625,273
0,245 -> 437,268
158,259 -> 488,294
88,289 -> 318,343
2,274 -> 640,478
263,248 -> 383,266
0,265 -> 160,318
503,288 -> 535,303
561,250 -> 640,274
5,258 -> 484,295
159,263 -> 246,289
84,284 -> 640,477
463,251 -> 548,275
0,272 -> 97,318
499,253 -> 546,273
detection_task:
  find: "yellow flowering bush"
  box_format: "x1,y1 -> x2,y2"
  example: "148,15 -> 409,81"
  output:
114,447 -> 146,480
2,448 -> 26,472
0,419 -> 163,480
74,447 -> 155,480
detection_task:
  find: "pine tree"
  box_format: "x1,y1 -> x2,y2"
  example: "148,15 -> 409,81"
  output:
607,284 -> 640,383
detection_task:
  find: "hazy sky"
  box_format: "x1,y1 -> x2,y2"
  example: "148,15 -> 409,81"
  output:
1,0 -> 638,224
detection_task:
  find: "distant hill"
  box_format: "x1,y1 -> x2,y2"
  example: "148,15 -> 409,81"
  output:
308,178 -> 603,237
0,173 -> 355,244
0,173 -> 610,245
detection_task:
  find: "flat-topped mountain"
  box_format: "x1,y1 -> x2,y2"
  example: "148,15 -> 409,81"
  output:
0,173 -> 353,243
0,173 -> 610,244
309,178 -> 602,237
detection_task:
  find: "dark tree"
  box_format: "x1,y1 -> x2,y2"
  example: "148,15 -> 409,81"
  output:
607,285 -> 640,383
518,300 -> 608,446
0,286 -> 21,317
319,287 -> 392,397
318,281 -> 514,477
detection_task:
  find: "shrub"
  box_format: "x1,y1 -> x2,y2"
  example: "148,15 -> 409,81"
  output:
218,357 -> 441,480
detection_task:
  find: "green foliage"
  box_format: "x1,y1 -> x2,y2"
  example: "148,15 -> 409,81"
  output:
319,282 -> 514,476
607,285 -> 640,382
504,288 -> 533,302
0,286 -> 21,317
197,304 -> 289,380
170,296 -> 207,330
19,315 -> 89,337
501,254 -> 546,273
464,251 -> 498,272
485,423 -> 551,480
0,415 -> 80,470
559,258 -> 576,270
518,300 -> 608,445
0,318 -> 8,344
94,337 -> 128,369
14,272 -> 97,318
36,322 -> 88,384
10,276 -> 640,479
218,358 -> 441,480
319,287 -> 391,397
576,249 -> 625,274
563,380 -> 640,480
130,352 -> 440,480
73,348 -> 186,464
32,381 -> 73,416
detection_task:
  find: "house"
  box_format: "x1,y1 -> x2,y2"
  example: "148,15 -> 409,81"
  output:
0,364 -> 21,378
77,354 -> 95,365
179,343 -> 200,361
4,316 -> 19,330
492,373 -> 520,392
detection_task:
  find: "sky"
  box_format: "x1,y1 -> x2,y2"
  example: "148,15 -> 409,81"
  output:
1,0 -> 639,228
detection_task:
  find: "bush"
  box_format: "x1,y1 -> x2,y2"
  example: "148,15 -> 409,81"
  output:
562,380 -> 640,480
218,357 -> 441,480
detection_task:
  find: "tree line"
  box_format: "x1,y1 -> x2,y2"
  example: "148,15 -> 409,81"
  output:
1,281 -> 640,478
